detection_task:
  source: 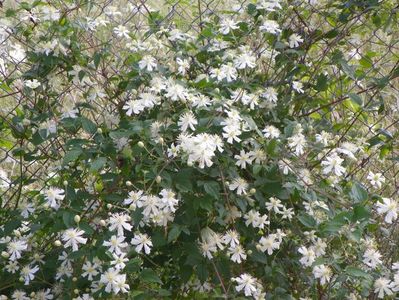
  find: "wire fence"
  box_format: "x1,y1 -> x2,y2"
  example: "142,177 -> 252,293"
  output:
0,0 -> 398,208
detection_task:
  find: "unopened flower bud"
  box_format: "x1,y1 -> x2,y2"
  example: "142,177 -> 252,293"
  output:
158,137 -> 164,144
155,175 -> 162,183
30,292 -> 35,297
137,141 -> 145,148
22,119 -> 30,126
54,240 -> 62,247
249,188 -> 256,194
74,215 -> 81,223
72,277 -> 77,282
126,181 -> 132,187
1,251 -> 9,258
97,128 -> 103,134
73,289 -> 79,294
99,220 -> 106,226
63,180 -> 68,186
247,250 -> 253,255
107,203 -> 112,209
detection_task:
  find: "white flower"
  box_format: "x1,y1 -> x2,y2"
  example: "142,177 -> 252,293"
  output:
123,190 -> 144,207
258,234 -> 280,255
375,198 -> 398,224
108,213 -> 132,236
298,246 -> 316,267
82,261 -> 99,281
266,197 -> 284,213
12,290 -> 29,300
234,52 -> 256,69
219,18 -> 239,34
263,125 -> 280,139
220,64 -> 237,82
25,79 -> 41,89
178,111 -> 198,132
165,81 -> 188,101
131,233 -> 153,254
7,239 -> 28,261
123,99 -> 144,116
289,34 -> 304,48
113,274 -> 130,294
234,150 -> 254,169
103,235 -> 128,255
176,57 -> 190,75
232,273 -> 257,297
287,133 -> 306,156
111,252 -> 129,270
313,265 -> 332,285
139,55 -> 157,72
21,265 -> 39,285
43,187 -> 65,210
228,245 -> 247,263
374,277 -> 393,299
199,240 -> 217,259
222,230 -> 240,248
367,171 -> 385,188
321,154 -> 346,177
260,20 -> 281,34
113,25 -> 130,38
261,87 -> 278,103
159,189 -> 179,213
362,248 -> 382,269
62,228 -> 87,251
100,268 -> 119,293
292,81 -> 304,93
229,177 -> 248,195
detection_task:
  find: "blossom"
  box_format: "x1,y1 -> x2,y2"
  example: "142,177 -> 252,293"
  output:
234,52 -> 256,69
82,261 -> 99,281
178,111 -> 198,132
375,198 -> 398,224
362,248 -> 382,268
289,34 -> 304,48
111,252 -> 129,270
260,20 -> 281,34
219,18 -> 239,34
321,154 -> 346,177
25,79 -> 41,89
229,177 -> 248,195
313,265 -> 332,285
7,239 -> 28,261
287,133 -> 306,156
298,246 -> 316,267
367,171 -> 385,188
374,278 -> 393,299
43,187 -> 65,210
103,235 -> 128,255
266,197 -> 284,213
21,265 -> 39,285
113,25 -> 130,38
222,230 -> 240,248
138,55 -> 157,72
131,233 -> 153,254
292,81 -> 304,93
62,228 -> 87,251
232,273 -> 257,297
228,245 -> 247,263
258,234 -> 280,255
263,125 -> 280,139
108,213 -> 133,236
100,268 -> 120,293
234,150 -> 254,169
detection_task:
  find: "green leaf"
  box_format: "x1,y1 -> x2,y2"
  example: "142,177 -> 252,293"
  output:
297,213 -> 317,228
345,266 -> 371,279
350,182 -> 368,203
90,157 -> 107,172
62,211 -> 75,228
140,268 -> 162,284
63,148 -> 82,165
201,181 -> 220,199
81,117 -> 97,134
167,225 -> 182,243
348,93 -> 363,106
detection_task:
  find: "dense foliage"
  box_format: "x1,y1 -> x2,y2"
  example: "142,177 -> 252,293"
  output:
0,0 -> 398,299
